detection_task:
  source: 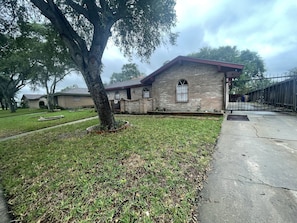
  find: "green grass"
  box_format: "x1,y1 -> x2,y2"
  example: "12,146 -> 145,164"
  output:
0,108 -> 45,118
0,115 -> 222,222
0,108 -> 97,138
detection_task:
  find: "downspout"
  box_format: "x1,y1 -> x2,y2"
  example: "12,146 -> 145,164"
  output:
223,73 -> 227,111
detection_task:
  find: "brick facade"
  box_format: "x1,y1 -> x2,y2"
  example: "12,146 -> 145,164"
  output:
152,61 -> 225,112
107,86 -> 152,101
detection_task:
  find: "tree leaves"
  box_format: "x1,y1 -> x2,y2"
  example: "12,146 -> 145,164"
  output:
189,46 -> 266,78
110,63 -> 143,84
189,46 -> 266,94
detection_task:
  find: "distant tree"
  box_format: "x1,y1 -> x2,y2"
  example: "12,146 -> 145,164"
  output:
190,46 -> 265,78
110,63 -> 143,84
28,23 -> 75,111
61,84 -> 79,92
0,32 -> 34,112
0,90 -> 7,110
20,0 -> 177,130
189,46 -> 266,94
288,67 -> 297,76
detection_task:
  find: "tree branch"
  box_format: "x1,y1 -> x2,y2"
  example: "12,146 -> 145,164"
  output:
65,0 -> 90,20
30,0 -> 88,66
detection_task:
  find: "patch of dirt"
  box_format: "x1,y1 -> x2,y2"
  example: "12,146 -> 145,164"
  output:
56,129 -> 87,140
86,121 -> 130,134
121,153 -> 146,170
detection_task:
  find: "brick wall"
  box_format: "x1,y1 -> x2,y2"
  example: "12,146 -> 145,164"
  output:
107,86 -> 152,100
152,61 -> 225,112
119,98 -> 153,114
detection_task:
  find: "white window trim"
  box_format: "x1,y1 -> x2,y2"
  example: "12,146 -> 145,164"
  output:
176,79 -> 188,102
143,88 -> 150,98
114,91 -> 120,100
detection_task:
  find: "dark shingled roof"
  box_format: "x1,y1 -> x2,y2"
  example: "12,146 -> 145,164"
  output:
141,56 -> 244,84
54,88 -> 90,96
105,77 -> 144,90
22,94 -> 44,100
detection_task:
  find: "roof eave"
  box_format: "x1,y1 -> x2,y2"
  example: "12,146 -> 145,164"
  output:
105,83 -> 146,91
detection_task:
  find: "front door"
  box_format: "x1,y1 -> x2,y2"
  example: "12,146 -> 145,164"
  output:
127,88 -> 131,99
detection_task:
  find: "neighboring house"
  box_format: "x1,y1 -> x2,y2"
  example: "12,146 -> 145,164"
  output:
53,88 -> 94,109
105,56 -> 244,113
21,94 -> 47,109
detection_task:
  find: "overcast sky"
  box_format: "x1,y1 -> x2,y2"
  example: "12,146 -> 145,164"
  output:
19,0 -> 297,97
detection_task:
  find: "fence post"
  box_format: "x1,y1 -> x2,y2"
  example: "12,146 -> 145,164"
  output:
293,76 -> 297,112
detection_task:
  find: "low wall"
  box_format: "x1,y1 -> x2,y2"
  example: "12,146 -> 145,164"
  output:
116,98 -> 154,114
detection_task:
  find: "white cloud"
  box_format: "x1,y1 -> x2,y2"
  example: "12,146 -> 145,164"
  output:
19,0 -> 297,96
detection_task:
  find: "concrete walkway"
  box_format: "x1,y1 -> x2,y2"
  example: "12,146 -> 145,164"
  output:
0,116 -> 97,142
0,188 -> 9,223
198,111 -> 297,223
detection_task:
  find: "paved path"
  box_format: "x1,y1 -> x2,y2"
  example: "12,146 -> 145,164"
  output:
0,116 -> 97,142
198,111 -> 297,223
0,188 -> 9,223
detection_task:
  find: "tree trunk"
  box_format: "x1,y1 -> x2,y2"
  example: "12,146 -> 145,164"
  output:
46,87 -> 54,111
7,96 -> 16,113
47,93 -> 54,111
83,57 -> 115,130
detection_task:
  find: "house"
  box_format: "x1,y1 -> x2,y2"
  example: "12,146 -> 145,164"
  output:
106,56 -> 244,113
21,94 -> 47,109
21,89 -> 93,109
52,88 -> 94,109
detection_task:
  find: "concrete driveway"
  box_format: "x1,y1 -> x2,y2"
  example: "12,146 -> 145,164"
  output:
198,111 -> 297,223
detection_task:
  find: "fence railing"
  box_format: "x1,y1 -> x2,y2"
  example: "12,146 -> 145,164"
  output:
228,74 -> 297,112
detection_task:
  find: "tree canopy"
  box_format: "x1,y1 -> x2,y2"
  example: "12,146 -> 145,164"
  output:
0,28 -> 35,112
0,20 -> 74,112
28,23 -> 75,111
22,0 -> 177,130
110,63 -> 143,84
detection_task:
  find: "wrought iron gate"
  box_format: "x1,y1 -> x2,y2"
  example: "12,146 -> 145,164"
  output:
227,74 -> 297,112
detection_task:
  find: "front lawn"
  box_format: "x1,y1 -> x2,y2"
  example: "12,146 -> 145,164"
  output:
0,108 -> 97,138
0,115 -> 222,222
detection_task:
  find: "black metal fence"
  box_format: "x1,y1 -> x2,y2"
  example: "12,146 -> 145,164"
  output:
227,74 -> 297,112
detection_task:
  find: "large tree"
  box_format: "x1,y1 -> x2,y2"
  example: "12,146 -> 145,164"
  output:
0,32 -> 34,112
24,0 -> 177,130
110,63 -> 143,84
28,23 -> 75,111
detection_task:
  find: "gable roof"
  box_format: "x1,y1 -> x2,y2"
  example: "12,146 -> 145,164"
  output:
141,56 -> 244,84
54,88 -> 90,96
22,94 -> 44,100
105,77 -> 144,91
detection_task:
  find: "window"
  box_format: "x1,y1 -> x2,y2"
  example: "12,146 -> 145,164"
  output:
176,79 -> 188,102
143,88 -> 150,98
114,91 -> 120,100
127,88 -> 131,99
